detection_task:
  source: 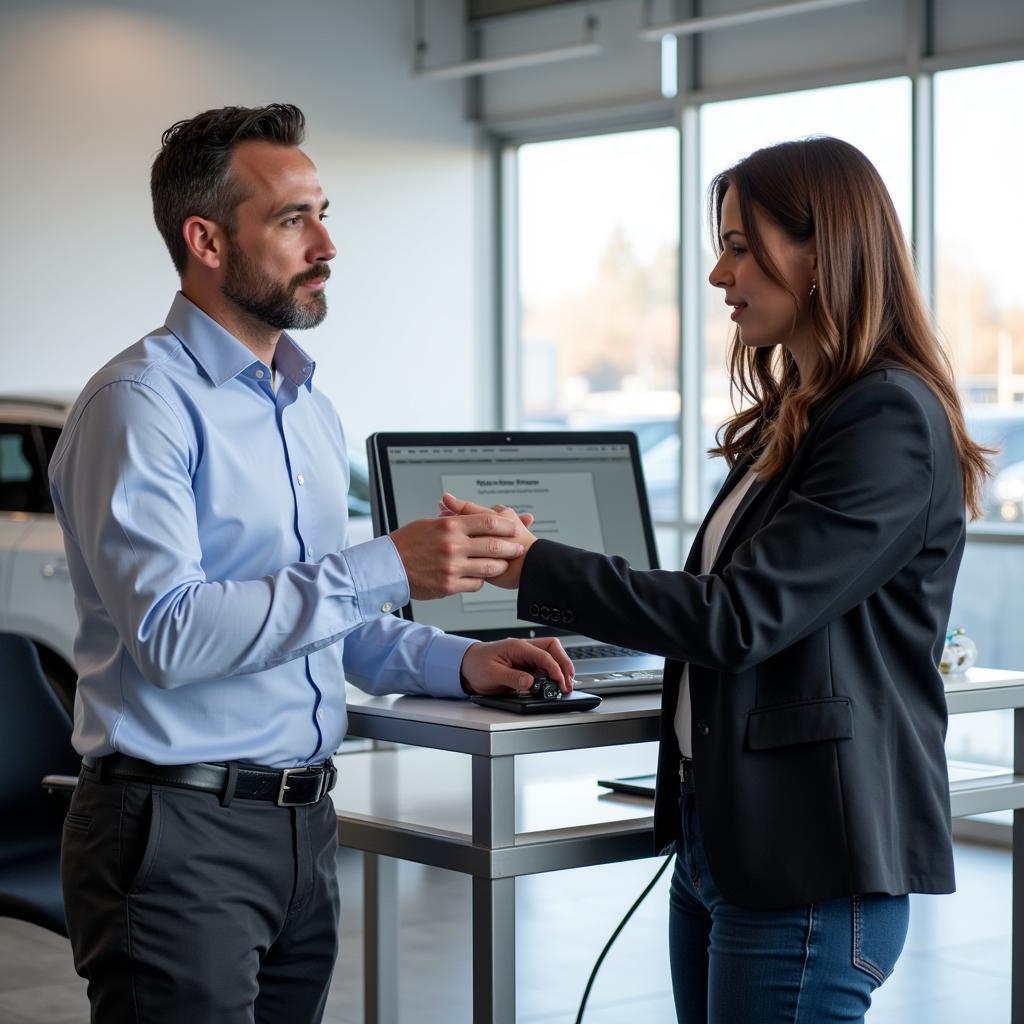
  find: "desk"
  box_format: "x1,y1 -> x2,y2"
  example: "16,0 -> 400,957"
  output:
331,668 -> 1024,1024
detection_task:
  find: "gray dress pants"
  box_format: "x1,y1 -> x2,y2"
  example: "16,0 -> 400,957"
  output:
61,770 -> 341,1024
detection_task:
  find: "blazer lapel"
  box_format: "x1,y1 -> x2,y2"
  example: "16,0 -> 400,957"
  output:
711,472 -> 770,570
683,454 -> 756,574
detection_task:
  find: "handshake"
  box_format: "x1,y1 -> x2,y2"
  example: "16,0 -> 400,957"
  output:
389,492 -> 537,600
389,493 -> 572,699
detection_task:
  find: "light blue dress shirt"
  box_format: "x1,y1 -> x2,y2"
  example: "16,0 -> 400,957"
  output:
49,293 -> 473,768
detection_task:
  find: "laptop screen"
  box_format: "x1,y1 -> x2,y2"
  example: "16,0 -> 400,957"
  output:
367,431 -> 659,640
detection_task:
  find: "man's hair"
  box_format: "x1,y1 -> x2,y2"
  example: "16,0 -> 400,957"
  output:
151,103 -> 306,274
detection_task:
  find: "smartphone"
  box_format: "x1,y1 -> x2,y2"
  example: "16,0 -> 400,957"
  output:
470,690 -> 602,715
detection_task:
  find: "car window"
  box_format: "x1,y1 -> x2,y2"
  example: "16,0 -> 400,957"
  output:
40,425 -> 61,465
0,431 -> 33,483
0,425 -> 52,514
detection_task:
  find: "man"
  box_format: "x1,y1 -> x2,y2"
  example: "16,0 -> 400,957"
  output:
50,103 -> 571,1024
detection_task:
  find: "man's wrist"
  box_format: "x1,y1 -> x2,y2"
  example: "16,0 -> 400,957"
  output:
458,641 -> 481,696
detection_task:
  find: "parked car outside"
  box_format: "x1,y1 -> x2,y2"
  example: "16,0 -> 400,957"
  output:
545,404 -> 1024,526
0,393 -> 374,714
991,459 -> 1024,523
964,405 -> 1024,524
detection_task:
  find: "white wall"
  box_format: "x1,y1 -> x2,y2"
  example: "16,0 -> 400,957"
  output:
0,0 -> 490,447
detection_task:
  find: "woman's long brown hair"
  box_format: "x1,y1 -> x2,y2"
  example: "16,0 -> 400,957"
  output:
708,136 -> 992,519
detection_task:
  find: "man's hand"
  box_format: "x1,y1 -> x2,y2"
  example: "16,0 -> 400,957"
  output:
389,514 -> 525,600
460,637 -> 574,696
439,493 -> 537,590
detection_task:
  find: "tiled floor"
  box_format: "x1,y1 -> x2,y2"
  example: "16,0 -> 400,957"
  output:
0,839 -> 1011,1022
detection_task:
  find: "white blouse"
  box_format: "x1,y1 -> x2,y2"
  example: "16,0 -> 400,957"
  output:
673,466 -> 759,760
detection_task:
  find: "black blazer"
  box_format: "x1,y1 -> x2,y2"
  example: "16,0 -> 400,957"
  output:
518,368 -> 963,909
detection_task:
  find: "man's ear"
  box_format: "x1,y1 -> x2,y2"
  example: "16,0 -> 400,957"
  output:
182,216 -> 227,271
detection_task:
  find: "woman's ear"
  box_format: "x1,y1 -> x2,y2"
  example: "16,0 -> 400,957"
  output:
807,239 -> 818,273
803,244 -> 818,287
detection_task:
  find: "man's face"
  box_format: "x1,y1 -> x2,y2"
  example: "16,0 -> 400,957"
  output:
220,141 -> 336,331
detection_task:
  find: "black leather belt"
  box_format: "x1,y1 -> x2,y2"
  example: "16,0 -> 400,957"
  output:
81,754 -> 337,807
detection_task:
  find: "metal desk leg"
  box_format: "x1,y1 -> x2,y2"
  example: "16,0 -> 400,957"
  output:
364,852 -> 399,1024
472,754 -> 516,1024
1014,708 -> 1024,1024
473,876 -> 516,1024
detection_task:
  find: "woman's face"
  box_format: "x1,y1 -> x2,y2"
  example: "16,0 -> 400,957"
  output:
709,185 -> 817,376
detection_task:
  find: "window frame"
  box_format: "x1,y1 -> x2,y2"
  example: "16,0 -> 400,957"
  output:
496,56 -> 1024,543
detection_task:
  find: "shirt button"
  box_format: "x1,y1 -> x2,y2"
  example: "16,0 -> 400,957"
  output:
297,474 -> 305,485
381,602 -> 393,613
306,544 -> 313,558
254,369 -> 264,379
317,708 -> 324,720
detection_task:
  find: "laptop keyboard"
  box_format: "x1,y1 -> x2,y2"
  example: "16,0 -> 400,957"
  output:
565,644 -> 646,660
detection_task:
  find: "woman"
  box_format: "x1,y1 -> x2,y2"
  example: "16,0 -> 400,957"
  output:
444,137 -> 992,1022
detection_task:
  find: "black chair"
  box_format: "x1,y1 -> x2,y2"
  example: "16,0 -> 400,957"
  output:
0,633 -> 80,936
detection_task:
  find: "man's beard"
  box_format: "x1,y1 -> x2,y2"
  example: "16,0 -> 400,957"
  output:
221,242 -> 329,331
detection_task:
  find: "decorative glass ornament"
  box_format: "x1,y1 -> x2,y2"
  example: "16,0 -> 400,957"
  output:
939,627 -> 978,675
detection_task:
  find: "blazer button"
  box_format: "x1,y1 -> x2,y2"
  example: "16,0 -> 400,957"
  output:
529,604 -> 540,616
562,610 -> 575,625
540,605 -> 551,620
696,721 -> 710,736
550,608 -> 561,623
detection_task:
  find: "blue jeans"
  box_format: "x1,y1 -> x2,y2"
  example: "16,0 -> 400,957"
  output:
669,791 -> 909,1023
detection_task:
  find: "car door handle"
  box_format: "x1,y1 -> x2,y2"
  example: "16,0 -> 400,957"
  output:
41,559 -> 70,580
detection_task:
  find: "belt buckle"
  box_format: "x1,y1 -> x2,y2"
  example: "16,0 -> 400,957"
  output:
276,766 -> 325,807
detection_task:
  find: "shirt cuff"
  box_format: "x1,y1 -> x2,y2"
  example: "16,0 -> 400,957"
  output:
340,535 -> 410,620
422,633 -> 478,700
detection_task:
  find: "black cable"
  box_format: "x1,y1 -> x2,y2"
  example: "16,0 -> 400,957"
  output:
574,855 -> 673,1024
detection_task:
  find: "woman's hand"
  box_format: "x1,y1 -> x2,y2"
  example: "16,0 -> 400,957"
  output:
438,492 -> 537,589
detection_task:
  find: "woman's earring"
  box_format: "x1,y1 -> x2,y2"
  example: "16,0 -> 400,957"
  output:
809,280 -> 818,300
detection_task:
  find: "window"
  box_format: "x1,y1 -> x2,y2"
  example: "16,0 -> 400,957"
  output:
515,127 -> 680,533
938,63 -> 1024,776
935,60 -> 1024,525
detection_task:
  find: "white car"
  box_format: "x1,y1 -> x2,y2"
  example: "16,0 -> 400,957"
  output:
965,406 -> 1024,524
0,394 -> 375,715
0,394 -> 78,712
992,459 -> 1024,523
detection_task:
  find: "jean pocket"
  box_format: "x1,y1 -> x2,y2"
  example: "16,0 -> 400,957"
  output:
63,811 -> 92,835
120,787 -> 163,895
851,893 -> 910,985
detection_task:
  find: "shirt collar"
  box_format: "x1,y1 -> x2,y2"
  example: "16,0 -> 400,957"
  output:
165,292 -> 316,391
273,332 -> 317,392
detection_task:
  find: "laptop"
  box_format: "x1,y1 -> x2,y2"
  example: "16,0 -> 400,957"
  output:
366,431 -> 665,696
